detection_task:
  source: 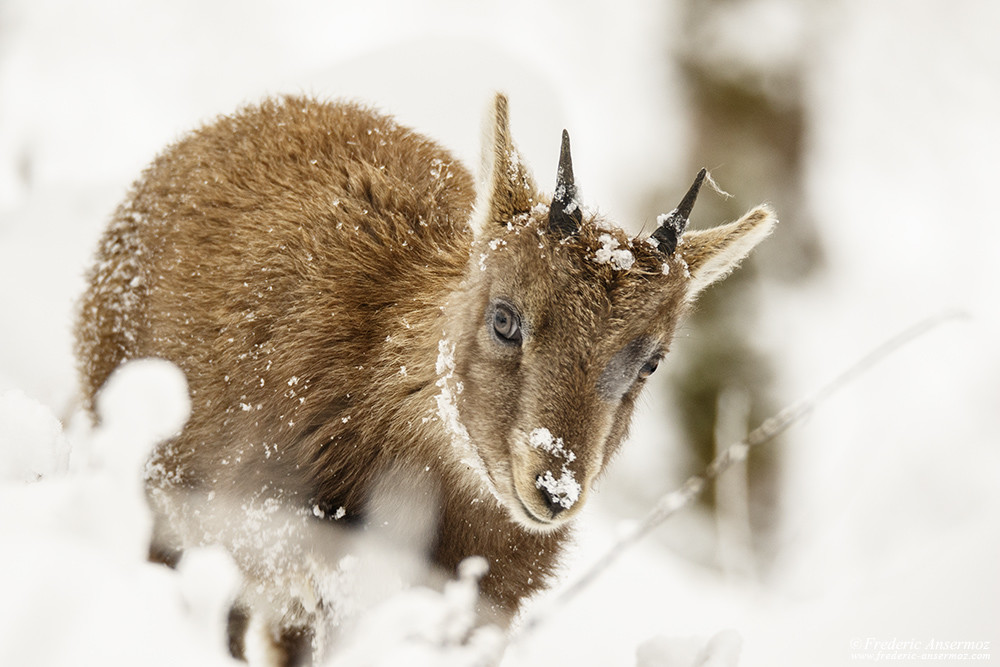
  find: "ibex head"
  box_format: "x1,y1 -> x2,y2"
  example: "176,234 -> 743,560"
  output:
440,94 -> 776,532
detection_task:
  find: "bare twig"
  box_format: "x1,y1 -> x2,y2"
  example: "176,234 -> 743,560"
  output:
513,310 -> 964,640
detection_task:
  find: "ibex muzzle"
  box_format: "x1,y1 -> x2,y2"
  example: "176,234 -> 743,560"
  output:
76,92 -> 776,661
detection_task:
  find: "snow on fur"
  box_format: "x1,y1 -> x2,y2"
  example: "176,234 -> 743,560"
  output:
528,427 -> 581,509
593,233 -> 635,271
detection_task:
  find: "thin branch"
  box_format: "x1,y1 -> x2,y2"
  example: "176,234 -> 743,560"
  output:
513,310 -> 965,640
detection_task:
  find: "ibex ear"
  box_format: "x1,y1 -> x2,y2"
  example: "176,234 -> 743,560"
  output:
680,205 -> 777,299
472,93 -> 538,236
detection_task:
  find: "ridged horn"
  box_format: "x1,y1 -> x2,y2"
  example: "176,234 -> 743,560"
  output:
651,168 -> 707,255
548,130 -> 583,237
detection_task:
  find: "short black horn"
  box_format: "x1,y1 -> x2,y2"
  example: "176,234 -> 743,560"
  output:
548,130 -> 583,237
651,168 -> 707,255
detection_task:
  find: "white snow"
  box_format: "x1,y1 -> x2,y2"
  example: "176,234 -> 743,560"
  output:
0,360 -> 238,666
593,233 -> 635,271
328,557 -> 504,667
635,629 -> 742,667
0,388 -> 69,481
527,426 -> 576,462
534,468 -> 582,510
528,428 -> 581,508
0,360 -> 504,665
435,338 -> 503,504
655,211 -> 677,229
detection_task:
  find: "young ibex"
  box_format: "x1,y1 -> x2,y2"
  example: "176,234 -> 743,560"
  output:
76,93 -> 775,663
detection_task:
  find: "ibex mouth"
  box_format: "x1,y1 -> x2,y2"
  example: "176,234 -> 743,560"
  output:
512,492 -> 561,529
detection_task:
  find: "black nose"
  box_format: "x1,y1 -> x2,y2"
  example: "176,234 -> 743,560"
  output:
536,475 -> 567,517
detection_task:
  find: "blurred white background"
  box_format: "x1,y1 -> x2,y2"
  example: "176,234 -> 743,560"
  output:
1,1 -> 997,665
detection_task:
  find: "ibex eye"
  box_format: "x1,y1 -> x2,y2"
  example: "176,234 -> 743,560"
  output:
492,304 -> 522,344
638,358 -> 659,380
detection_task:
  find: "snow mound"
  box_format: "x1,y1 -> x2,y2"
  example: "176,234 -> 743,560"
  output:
0,359 -> 239,667
0,388 -> 69,481
636,629 -> 742,667
328,556 -> 504,667
96,357 -> 191,445
0,358 -> 509,666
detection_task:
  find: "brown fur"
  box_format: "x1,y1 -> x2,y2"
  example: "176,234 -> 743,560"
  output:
76,94 -> 775,660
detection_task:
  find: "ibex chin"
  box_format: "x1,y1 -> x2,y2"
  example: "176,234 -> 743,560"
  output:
76,93 -> 775,663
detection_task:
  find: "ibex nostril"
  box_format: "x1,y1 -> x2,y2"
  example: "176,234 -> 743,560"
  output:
536,475 -> 567,517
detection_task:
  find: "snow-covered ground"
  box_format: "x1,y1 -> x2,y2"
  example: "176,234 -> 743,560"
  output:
1,1 -> 997,665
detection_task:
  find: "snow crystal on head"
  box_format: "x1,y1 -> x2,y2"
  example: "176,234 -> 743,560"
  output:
593,233 -> 635,271
528,427 -> 576,463
553,183 -> 580,216
655,208 -> 685,242
535,469 -> 581,510
528,428 -> 581,509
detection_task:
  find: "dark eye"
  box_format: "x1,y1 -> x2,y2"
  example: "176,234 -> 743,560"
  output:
492,304 -> 522,344
638,358 -> 659,380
